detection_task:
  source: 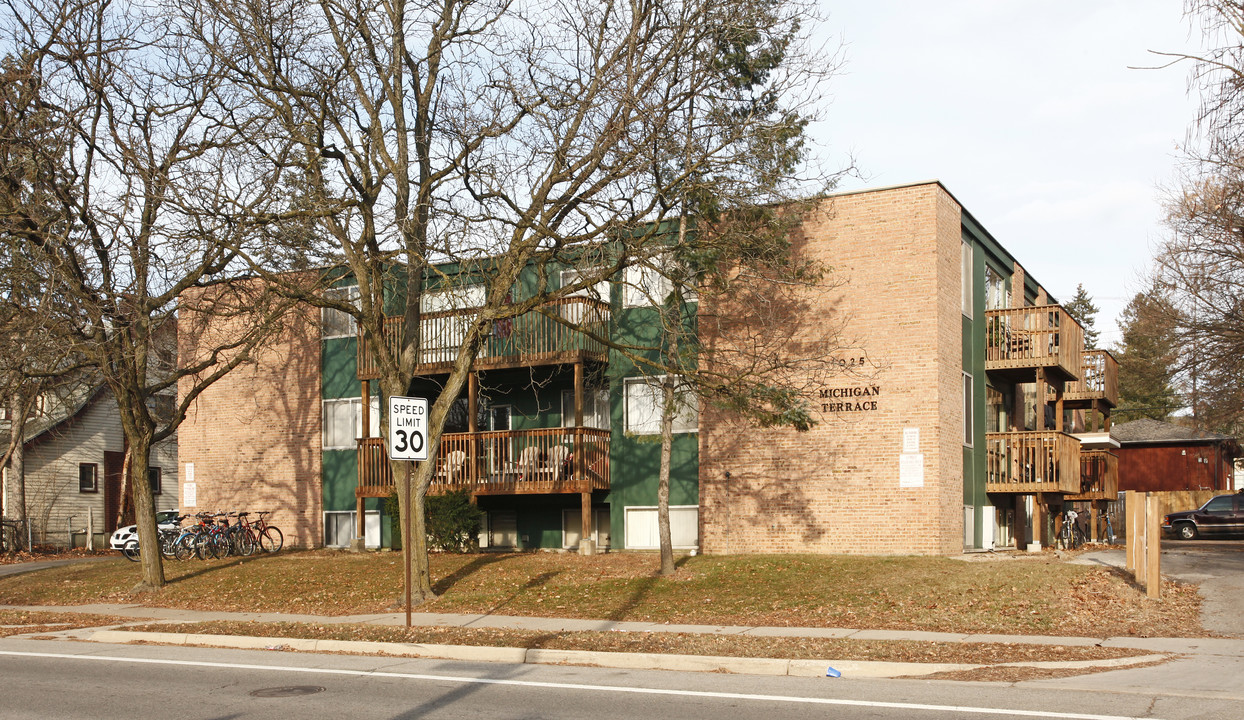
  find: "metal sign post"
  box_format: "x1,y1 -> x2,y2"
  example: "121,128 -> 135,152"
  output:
387,396 -> 429,629
404,461 -> 412,627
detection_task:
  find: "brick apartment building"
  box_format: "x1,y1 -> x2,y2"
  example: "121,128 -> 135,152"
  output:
178,181 -> 1118,554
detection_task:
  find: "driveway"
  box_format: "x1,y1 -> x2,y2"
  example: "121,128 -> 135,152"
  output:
1078,539 -> 1244,637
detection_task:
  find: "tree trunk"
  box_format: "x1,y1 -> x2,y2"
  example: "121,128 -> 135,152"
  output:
125,428 -> 164,592
657,373 -> 676,576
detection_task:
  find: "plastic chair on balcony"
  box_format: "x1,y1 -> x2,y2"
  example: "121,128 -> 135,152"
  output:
516,445 -> 543,481
546,444 -> 570,481
435,450 -> 467,485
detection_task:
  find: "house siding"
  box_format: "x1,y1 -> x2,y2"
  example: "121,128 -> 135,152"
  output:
15,392 -> 177,548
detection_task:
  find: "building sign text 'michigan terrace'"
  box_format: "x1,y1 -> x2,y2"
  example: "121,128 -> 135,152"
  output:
819,385 -> 881,413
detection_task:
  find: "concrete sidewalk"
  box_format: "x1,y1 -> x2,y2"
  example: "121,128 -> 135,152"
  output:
5,602 -> 1239,679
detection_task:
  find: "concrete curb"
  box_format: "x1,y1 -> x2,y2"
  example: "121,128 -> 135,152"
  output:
84,630 -> 1172,679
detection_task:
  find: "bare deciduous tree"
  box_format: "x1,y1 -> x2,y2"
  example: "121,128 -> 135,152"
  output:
181,0 -> 837,599
1,0 -> 300,589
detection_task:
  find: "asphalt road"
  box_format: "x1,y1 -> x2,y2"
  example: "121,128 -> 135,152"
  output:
1,638 -> 1241,720
1158,538 -> 1244,637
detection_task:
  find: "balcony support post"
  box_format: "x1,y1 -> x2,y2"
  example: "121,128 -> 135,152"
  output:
1014,495 -> 1027,551
468,372 -> 479,482
580,490 -> 595,556
574,361 -> 595,555
1036,369 -> 1048,431
1034,493 -> 1048,548
353,379 -> 372,552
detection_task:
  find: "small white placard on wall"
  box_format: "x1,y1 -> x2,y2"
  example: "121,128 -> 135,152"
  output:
902,428 -> 920,454
899,453 -> 924,488
183,482 -> 197,507
185,462 -> 194,484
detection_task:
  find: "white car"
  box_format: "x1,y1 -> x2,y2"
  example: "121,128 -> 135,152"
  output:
109,509 -> 182,550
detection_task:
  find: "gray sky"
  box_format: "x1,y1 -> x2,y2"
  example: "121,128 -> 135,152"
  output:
809,1 -> 1205,347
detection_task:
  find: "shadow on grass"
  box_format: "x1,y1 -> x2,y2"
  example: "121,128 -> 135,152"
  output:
478,569 -> 562,617
164,555 -> 260,585
431,553 -> 513,596
604,554 -> 693,623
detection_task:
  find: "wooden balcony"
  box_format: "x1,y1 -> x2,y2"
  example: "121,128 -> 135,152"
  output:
985,431 -> 1081,494
1064,350 -> 1118,408
356,427 -> 611,498
357,297 -> 610,380
1064,449 -> 1119,502
985,306 -> 1085,383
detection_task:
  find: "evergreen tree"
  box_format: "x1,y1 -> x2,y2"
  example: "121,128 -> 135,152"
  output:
1113,288 -> 1181,422
1063,284 -> 1100,350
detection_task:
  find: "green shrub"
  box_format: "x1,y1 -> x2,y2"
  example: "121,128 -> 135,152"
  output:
386,490 -> 483,552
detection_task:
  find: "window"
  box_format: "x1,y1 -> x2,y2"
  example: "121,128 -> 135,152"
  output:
559,268 -> 610,303
963,372 -> 974,447
322,285 -> 360,338
624,264 -> 668,307
78,463 -> 98,493
985,265 -> 1010,310
421,284 -> 486,363
322,397 -> 381,450
624,505 -> 699,549
149,466 -> 163,495
961,241 -> 973,318
561,388 -> 611,429
624,376 -> 697,434
323,510 -> 380,548
560,268 -> 611,325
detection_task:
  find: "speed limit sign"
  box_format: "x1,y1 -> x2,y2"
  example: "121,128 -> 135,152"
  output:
387,396 -> 429,461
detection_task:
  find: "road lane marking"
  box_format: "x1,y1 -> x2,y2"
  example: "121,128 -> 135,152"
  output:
0,649 -> 1162,720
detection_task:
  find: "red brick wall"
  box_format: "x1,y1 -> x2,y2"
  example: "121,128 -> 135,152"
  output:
698,183 -> 966,555
177,284 -> 323,548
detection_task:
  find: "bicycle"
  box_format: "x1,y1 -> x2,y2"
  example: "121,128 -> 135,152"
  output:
1057,509 -> 1086,550
249,511 -> 283,553
226,512 -> 258,557
1100,513 -> 1117,545
121,514 -> 187,562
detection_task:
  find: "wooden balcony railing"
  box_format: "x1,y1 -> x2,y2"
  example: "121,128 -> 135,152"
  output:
1064,449 -> 1119,501
357,297 -> 610,379
985,306 -> 1085,382
1064,350 -> 1119,407
985,431 -> 1081,494
356,426 -> 611,498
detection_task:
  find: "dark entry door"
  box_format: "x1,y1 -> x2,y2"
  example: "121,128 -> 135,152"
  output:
103,451 -> 128,533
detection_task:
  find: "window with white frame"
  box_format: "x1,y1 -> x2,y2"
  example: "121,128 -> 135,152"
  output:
963,372 -> 974,447
961,241 -> 973,318
323,510 -> 380,548
624,505 -> 699,549
322,396 -> 381,450
561,388 -> 611,429
623,257 -> 697,307
985,265 -> 1009,310
322,285 -> 360,338
624,376 -> 697,434
420,284 -> 486,363
559,268 -> 610,303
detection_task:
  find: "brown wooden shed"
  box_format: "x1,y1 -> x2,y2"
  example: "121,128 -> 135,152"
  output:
1111,418 -> 1240,493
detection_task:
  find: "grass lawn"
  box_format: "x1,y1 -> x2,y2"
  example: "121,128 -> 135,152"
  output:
0,549 -> 1203,638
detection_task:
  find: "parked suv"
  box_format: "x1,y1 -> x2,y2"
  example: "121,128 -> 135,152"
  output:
1163,494 -> 1244,540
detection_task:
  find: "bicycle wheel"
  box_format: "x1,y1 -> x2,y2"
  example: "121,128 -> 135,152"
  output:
159,532 -> 179,560
121,540 -> 140,562
237,529 -> 258,556
174,533 -> 196,561
210,533 -> 230,559
260,526 -> 283,553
